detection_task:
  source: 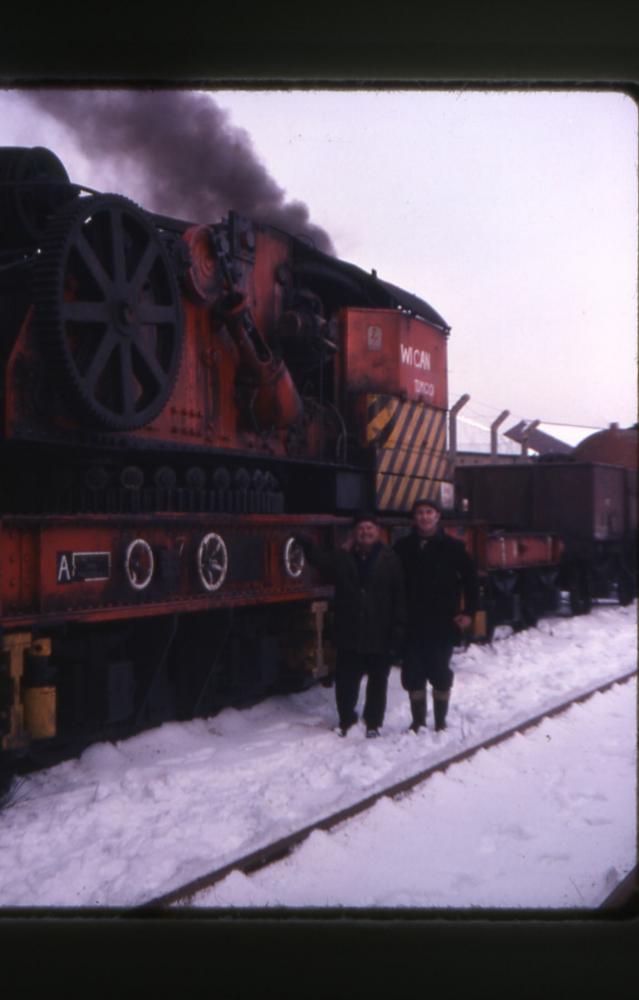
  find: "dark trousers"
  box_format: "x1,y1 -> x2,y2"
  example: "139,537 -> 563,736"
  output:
335,651 -> 391,730
401,636 -> 454,693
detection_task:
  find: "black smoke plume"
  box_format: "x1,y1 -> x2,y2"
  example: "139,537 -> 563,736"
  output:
25,89 -> 335,255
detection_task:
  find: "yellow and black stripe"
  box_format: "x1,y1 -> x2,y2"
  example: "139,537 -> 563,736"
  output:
365,394 -> 451,512
365,395 -> 402,448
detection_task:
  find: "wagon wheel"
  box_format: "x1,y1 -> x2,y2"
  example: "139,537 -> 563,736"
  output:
124,538 -> 155,591
197,533 -> 228,592
283,537 -> 305,579
34,193 -> 184,430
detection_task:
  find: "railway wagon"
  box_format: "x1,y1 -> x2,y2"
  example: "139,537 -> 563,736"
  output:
454,424 -> 638,614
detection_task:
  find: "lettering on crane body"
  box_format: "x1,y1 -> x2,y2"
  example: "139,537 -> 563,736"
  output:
57,551 -> 111,584
400,343 -> 431,370
414,379 -> 435,398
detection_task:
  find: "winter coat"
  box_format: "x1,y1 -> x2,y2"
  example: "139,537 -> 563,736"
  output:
393,527 -> 479,641
300,539 -> 405,657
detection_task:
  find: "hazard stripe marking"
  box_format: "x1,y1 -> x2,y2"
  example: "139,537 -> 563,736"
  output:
384,406 -> 434,509
365,395 -> 451,513
366,396 -> 402,448
366,395 -> 385,422
383,401 -> 414,451
376,474 -> 448,512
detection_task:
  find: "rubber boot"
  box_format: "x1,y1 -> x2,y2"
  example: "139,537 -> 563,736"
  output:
433,688 -> 450,731
409,690 -> 426,733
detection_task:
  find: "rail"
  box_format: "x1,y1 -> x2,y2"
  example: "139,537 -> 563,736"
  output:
133,668 -> 637,910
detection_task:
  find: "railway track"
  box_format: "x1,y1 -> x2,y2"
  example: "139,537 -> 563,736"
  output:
134,667 -> 636,910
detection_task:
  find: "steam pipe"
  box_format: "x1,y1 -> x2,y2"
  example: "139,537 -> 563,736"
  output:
490,410 -> 510,456
449,394 -> 470,460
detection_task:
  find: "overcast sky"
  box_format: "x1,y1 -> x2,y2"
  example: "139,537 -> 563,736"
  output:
1,87 -> 636,432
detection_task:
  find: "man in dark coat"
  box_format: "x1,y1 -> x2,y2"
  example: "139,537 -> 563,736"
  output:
393,498 -> 479,733
296,512 -> 405,738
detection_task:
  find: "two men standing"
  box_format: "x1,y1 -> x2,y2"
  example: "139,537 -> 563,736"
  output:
298,497 -> 478,737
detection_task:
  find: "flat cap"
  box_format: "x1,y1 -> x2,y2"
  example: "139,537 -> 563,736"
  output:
412,497 -> 441,515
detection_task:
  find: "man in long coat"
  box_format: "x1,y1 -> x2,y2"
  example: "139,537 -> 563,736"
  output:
393,498 -> 479,733
297,512 -> 405,737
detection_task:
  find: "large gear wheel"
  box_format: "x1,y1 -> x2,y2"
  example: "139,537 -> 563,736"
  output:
33,193 -> 184,431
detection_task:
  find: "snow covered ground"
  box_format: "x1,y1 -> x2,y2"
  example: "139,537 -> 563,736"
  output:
195,678 -> 635,909
0,604 -> 635,909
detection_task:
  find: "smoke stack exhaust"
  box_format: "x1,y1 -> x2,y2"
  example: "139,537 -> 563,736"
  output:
24,89 -> 335,255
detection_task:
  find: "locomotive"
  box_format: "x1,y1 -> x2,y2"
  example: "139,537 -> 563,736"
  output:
0,144 -> 457,769
0,145 -> 634,775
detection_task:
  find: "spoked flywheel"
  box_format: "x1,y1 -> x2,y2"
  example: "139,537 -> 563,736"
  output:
34,194 -> 184,431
